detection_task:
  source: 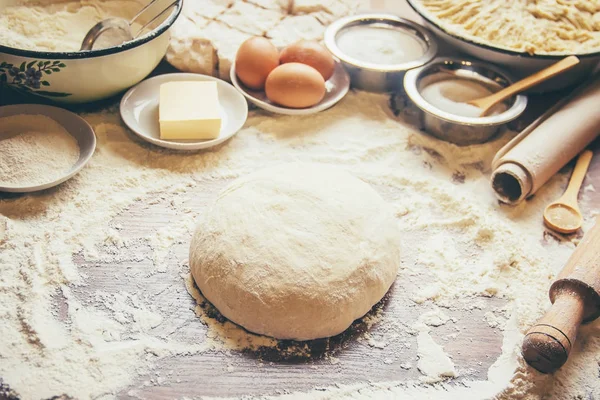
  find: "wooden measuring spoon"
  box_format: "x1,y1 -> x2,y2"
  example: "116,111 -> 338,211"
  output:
468,56 -> 580,116
544,150 -> 593,234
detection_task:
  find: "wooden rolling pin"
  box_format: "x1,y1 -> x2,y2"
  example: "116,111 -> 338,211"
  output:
522,219 -> 600,373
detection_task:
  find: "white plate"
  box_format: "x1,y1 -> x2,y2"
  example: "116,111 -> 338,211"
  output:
230,61 -> 351,115
120,73 -> 248,150
0,104 -> 96,193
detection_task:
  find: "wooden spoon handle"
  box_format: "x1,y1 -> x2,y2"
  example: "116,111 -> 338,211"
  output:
562,150 -> 594,204
471,56 -> 580,113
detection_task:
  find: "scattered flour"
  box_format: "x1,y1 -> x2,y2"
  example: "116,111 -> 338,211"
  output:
419,307 -> 451,327
413,314 -> 457,382
0,91 -> 599,399
416,329 -> 457,382
0,114 -> 80,187
484,311 -> 507,330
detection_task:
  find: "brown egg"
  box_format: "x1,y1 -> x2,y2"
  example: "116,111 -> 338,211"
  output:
280,40 -> 335,80
235,37 -> 279,90
265,63 -> 326,109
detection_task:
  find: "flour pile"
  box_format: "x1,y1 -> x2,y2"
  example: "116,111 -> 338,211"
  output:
0,92 -> 599,399
0,114 -> 80,187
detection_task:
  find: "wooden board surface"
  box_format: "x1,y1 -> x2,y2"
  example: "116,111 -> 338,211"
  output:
2,1 -> 600,399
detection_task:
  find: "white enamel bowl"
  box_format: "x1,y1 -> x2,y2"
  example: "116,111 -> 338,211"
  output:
0,0 -> 182,103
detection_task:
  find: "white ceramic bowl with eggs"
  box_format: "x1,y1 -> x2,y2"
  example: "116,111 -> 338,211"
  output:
0,0 -> 182,103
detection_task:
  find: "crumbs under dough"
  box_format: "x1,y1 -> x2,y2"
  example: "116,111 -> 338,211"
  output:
0,0 -> 144,52
415,0 -> 600,55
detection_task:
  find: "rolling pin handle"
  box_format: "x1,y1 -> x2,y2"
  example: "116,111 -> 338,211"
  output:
521,292 -> 585,374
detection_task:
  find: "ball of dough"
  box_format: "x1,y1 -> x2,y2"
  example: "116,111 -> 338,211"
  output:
189,163 -> 401,341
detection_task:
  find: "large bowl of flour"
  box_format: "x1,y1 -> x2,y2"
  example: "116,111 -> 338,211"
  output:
0,0 -> 182,103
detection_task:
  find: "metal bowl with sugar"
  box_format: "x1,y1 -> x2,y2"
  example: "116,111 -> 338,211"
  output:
324,13 -> 437,93
403,57 -> 528,146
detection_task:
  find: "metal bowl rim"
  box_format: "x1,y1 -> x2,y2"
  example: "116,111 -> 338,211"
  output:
324,13 -> 438,73
403,57 -> 528,126
0,0 -> 182,59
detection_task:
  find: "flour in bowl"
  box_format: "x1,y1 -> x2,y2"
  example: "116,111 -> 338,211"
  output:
0,114 -> 80,187
420,78 -> 507,118
336,25 -> 426,65
0,0 -> 145,52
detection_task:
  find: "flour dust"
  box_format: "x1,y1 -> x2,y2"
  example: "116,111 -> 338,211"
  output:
0,92 -> 598,399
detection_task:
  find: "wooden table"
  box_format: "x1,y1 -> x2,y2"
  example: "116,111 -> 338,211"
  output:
1,2 -> 600,399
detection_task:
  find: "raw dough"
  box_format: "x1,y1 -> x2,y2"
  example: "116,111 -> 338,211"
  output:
266,15 -> 325,48
219,1 -> 284,36
189,163 -> 401,341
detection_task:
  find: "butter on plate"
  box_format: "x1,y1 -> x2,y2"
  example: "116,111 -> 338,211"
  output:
159,81 -> 222,140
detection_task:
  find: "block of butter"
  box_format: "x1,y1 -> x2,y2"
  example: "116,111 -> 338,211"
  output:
159,81 -> 222,140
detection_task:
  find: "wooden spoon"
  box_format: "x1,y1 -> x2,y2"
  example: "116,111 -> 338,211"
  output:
544,150 -> 594,234
468,56 -> 580,116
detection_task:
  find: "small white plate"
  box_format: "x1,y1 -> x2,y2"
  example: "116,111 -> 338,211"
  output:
230,61 -> 351,115
0,104 -> 96,193
120,73 -> 248,150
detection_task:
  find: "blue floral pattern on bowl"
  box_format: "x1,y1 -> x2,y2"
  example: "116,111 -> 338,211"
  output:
0,60 -> 72,98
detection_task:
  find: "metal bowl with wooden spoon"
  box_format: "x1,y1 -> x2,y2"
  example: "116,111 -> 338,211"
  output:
469,56 -> 580,116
